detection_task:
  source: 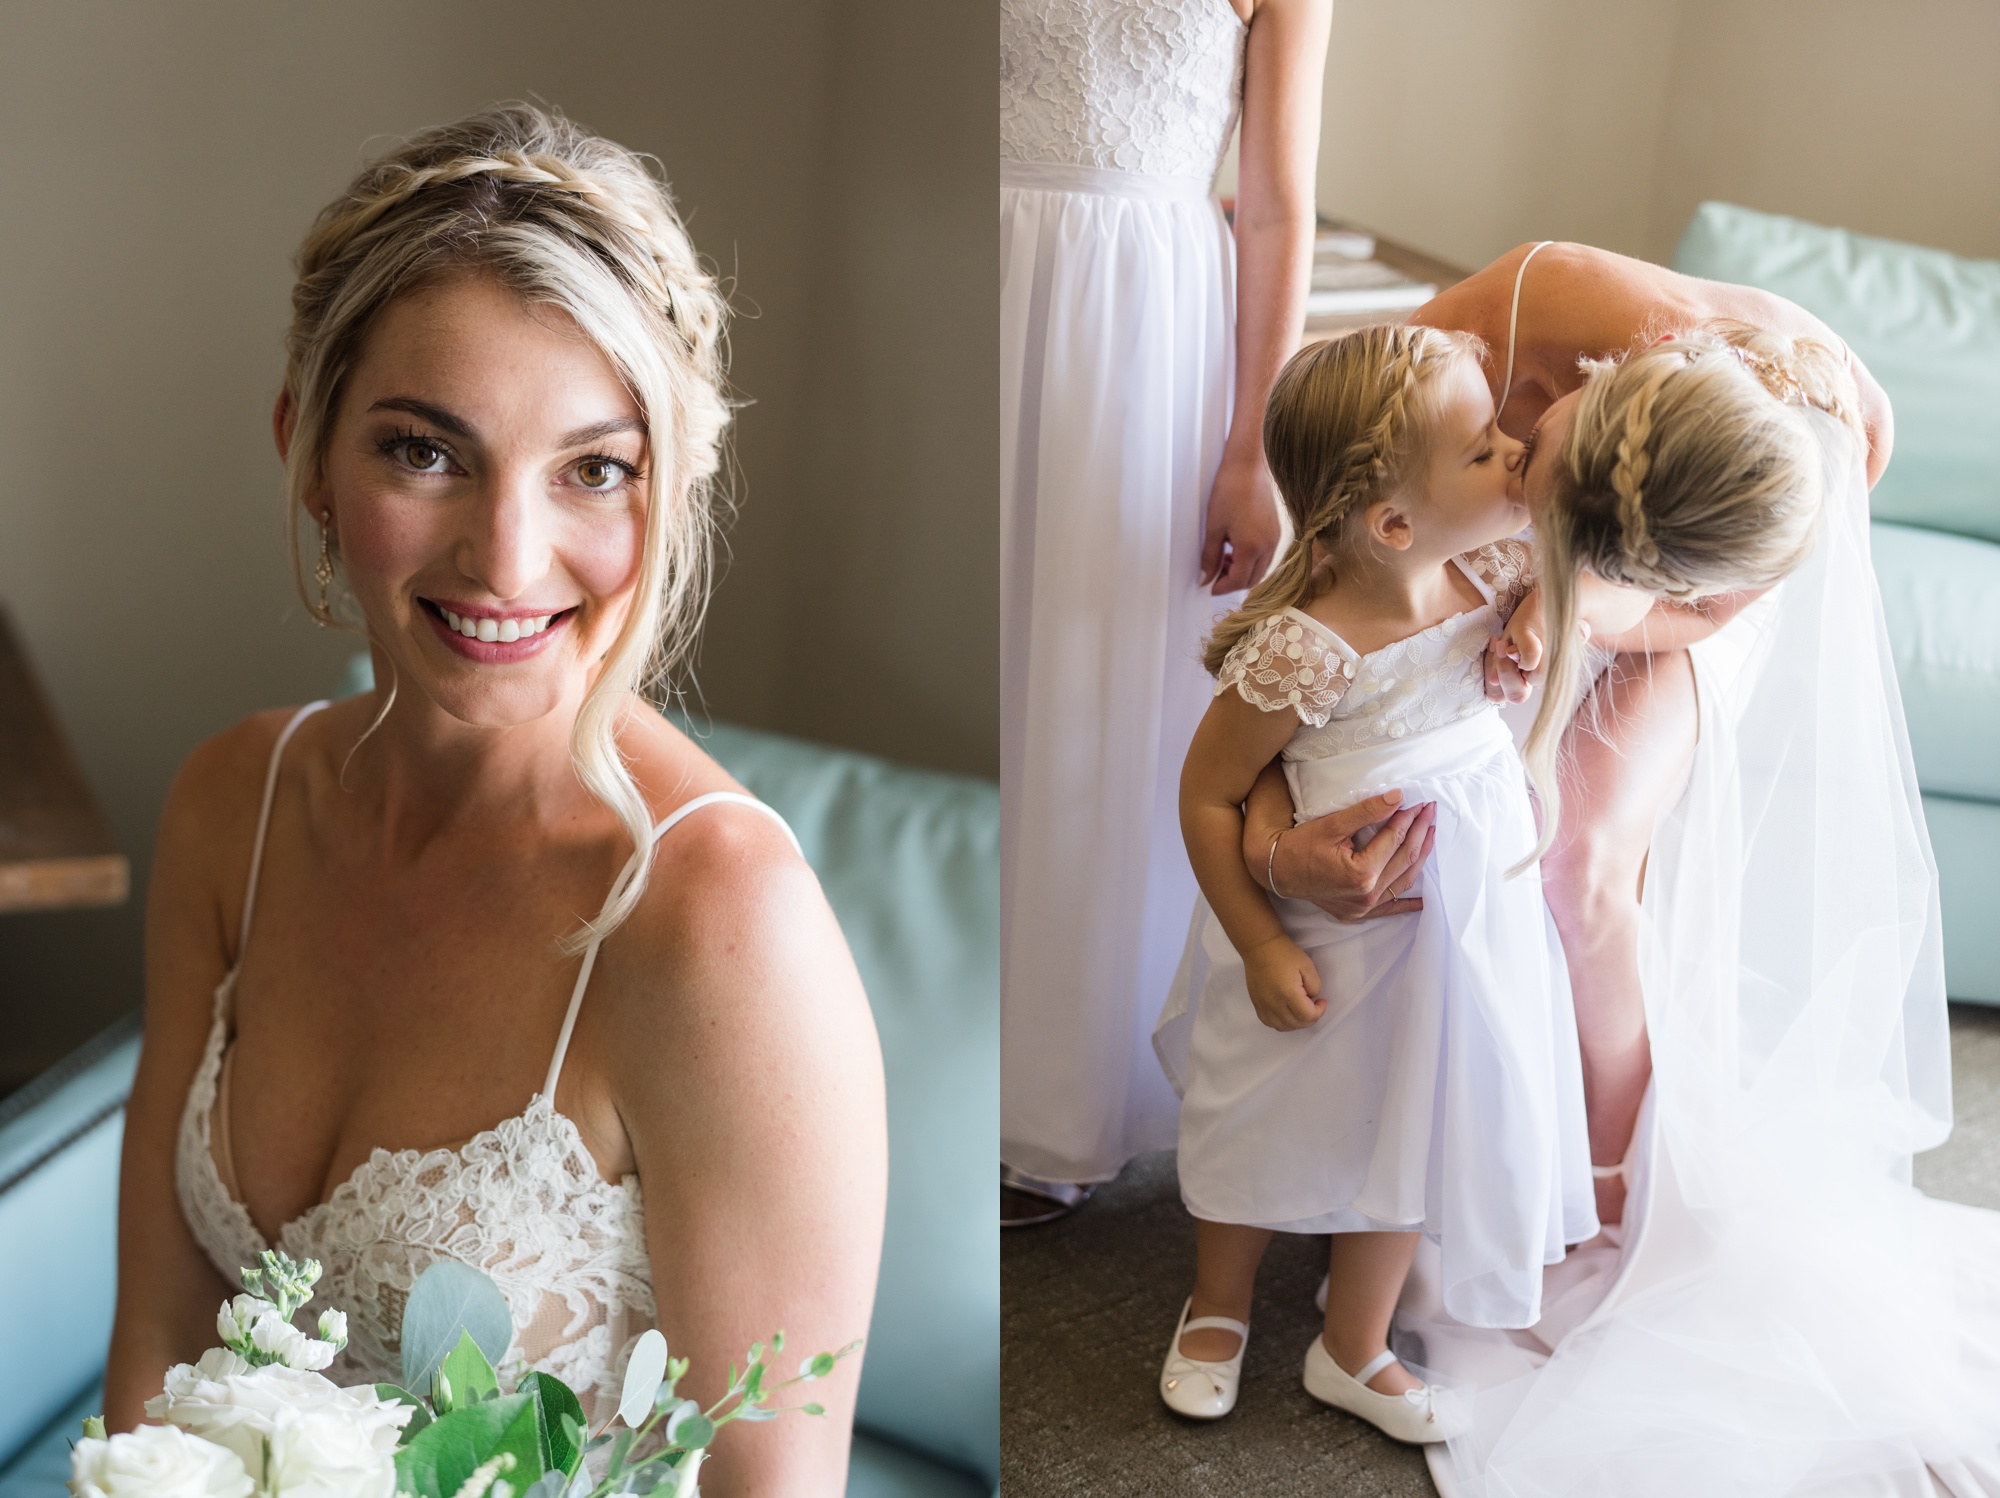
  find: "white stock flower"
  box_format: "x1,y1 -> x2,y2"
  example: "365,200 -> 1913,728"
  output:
217,1294 -> 279,1345
68,1422 -> 254,1498
263,1408 -> 400,1498
317,1309 -> 349,1346
251,1314 -> 338,1371
149,1363 -> 412,1480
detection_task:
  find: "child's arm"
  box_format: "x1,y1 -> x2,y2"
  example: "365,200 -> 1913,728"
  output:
1497,574 -> 1654,675
1182,691 -> 1327,1031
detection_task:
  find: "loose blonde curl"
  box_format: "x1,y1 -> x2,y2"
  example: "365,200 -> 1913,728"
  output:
1518,320 -> 1863,870
283,103 -> 731,950
1203,324 -> 1487,675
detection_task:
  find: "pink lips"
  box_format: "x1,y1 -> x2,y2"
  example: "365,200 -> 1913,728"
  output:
423,600 -> 571,663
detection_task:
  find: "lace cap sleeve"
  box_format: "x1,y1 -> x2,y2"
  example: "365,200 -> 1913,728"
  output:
1463,538 -> 1536,623
1215,613 -> 1354,728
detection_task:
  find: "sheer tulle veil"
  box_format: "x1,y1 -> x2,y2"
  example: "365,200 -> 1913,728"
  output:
1409,409 -> 2000,1495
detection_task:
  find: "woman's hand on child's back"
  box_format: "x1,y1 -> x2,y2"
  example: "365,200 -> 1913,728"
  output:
1244,936 -> 1326,1030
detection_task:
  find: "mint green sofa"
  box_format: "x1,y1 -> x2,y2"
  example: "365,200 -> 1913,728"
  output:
1674,202 -> 2000,1005
0,712 -> 997,1497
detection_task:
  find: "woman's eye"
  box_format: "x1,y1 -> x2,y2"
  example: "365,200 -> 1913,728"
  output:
575,458 -> 626,490
1474,447 -> 1494,465
400,440 -> 447,472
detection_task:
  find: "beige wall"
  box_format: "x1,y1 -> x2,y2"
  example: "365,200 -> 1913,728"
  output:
0,0 -> 992,1081
1305,0 -> 2000,272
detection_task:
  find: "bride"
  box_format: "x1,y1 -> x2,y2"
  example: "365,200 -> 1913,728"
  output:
1259,243 -> 2000,1492
101,105 -> 887,1497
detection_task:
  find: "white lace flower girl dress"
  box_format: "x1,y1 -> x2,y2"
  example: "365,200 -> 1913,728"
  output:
1156,540 -> 1599,1330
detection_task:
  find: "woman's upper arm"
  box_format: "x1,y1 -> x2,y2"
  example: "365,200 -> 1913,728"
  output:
610,817 -> 886,1498
1235,0 -> 1333,231
105,717 -> 276,1429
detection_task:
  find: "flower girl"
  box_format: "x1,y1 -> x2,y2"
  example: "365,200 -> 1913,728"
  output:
1154,325 -> 1649,1441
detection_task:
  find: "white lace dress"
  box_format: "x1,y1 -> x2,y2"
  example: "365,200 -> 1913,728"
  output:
1000,0 -> 1247,1187
176,702 -> 797,1425
1158,544 -> 1599,1331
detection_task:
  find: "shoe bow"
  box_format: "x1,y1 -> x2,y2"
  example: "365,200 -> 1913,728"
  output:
1162,1353 -> 1232,1399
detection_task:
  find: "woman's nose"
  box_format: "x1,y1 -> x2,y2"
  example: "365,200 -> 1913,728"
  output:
460,469 -> 551,600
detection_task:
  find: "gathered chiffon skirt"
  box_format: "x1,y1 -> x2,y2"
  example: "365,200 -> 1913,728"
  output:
999,161 -> 1235,1184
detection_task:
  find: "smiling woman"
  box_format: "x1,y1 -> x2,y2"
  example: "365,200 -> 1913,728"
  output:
102,105 -> 887,1498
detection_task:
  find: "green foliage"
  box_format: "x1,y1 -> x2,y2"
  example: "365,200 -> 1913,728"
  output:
400,1261 -> 514,1398
392,1392 -> 545,1498
437,1331 -> 501,1411
522,1370 -> 586,1477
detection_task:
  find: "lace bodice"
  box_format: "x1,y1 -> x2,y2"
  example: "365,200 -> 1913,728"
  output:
1215,541 -> 1535,759
1000,0 -> 1246,182
175,703 -> 798,1426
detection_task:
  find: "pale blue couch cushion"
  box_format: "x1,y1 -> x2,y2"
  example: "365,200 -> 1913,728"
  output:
686,720 -> 998,1486
1927,796 -> 2000,1005
1873,522 -> 2000,801
0,1022 -> 136,1472
1673,201 -> 2000,543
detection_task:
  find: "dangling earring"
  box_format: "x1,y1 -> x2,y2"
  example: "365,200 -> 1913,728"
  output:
315,514 -> 335,625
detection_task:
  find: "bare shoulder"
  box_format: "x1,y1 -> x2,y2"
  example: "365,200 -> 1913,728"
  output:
155,706 -> 310,962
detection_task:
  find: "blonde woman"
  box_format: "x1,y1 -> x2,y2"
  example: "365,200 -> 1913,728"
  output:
1254,248 -> 2000,1489
103,106 -> 886,1496
999,0 -> 1336,1224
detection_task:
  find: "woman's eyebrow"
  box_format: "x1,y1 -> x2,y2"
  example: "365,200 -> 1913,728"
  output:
558,416 -> 645,447
367,395 -> 475,439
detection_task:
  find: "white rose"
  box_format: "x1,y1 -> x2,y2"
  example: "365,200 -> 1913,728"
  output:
217,1295 -> 279,1345
251,1314 -> 338,1371
263,1409 -> 399,1498
69,1422 -> 254,1498
150,1364 -> 412,1478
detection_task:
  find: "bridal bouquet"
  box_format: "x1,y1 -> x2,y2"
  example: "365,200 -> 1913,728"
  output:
70,1251 -> 857,1498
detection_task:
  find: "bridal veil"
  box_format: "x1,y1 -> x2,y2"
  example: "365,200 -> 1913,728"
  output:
1412,408 -> 2000,1495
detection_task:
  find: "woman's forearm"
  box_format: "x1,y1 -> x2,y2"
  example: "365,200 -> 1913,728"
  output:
1592,588 -> 1768,655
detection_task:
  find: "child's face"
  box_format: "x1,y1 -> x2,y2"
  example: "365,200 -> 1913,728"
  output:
1400,357 -> 1529,557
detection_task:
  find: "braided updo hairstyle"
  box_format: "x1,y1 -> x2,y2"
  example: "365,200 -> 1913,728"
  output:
283,103 -> 730,948
1202,323 -> 1487,675
1518,320 -> 1863,868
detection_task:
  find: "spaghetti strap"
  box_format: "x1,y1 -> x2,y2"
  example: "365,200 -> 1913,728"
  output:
540,792 -> 800,1102
233,702 -> 330,969
1496,241 -> 1553,422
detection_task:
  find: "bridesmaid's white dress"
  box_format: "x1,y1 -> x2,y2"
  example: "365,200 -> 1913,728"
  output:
1000,0 -> 1247,1184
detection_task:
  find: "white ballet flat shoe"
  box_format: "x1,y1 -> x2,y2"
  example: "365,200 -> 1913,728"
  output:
1302,1337 -> 1457,1444
1159,1299 -> 1248,1420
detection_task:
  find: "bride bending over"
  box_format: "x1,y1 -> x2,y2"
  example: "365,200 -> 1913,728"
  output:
1255,244 -> 2000,1492
102,105 -> 887,1497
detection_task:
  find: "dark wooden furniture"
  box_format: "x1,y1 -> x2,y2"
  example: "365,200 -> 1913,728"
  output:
0,607 -> 127,913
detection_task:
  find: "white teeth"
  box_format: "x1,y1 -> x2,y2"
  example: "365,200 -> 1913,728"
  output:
460,615 -> 479,638
535,615 -> 552,633
498,618 -> 521,643
443,610 -> 461,630
476,617 -> 499,642
436,607 -> 557,642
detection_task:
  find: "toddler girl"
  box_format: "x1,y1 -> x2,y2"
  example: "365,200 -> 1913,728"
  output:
1153,325 -> 1647,1442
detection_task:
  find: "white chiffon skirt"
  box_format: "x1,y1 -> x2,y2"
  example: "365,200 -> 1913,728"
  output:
999,160 -> 1235,1185
1163,710 -> 1597,1329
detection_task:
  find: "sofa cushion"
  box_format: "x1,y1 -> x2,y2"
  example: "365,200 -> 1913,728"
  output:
1673,201 -> 2000,543
1873,521 -> 2000,801
679,720 -> 998,1486
0,1021 -> 137,1472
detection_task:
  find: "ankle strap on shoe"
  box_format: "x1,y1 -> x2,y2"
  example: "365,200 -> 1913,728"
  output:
1353,1349 -> 1399,1386
1181,1314 -> 1249,1338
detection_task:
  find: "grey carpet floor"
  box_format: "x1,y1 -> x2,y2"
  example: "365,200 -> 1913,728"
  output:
1000,1003 -> 2000,1497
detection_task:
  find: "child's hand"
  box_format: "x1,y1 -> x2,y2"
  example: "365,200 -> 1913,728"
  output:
1499,586 -> 1547,674
1243,936 -> 1325,1031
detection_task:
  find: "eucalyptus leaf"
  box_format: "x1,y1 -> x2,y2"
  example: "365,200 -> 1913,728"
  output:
400,1260 -> 514,1396
618,1328 -> 669,1428
438,1330 -> 500,1409
392,1392 -> 545,1498
661,1399 -> 700,1446
802,1402 -> 824,1417
734,1403 -> 778,1421
375,1384 -> 434,1443
672,1411 -> 715,1451
519,1476 -> 571,1498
